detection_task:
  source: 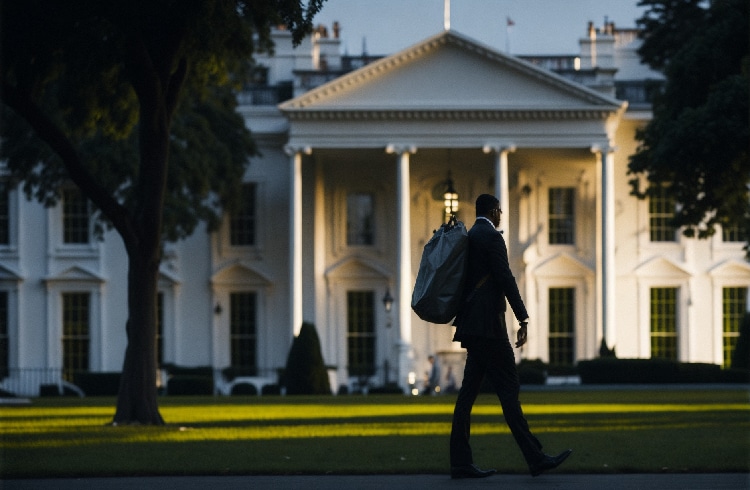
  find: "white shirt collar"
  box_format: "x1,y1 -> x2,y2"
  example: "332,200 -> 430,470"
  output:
477,216 -> 496,229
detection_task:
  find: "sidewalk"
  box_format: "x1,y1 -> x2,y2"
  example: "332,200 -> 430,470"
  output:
4,473 -> 749,490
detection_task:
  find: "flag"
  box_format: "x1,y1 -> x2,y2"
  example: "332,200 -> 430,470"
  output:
507,16 -> 515,27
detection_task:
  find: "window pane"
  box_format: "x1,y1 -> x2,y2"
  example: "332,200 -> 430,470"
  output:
347,291 -> 375,376
347,194 -> 374,246
230,292 -> 257,375
548,188 -> 574,245
650,287 -> 677,361
230,184 -> 256,246
649,186 -> 676,242
548,288 -> 575,365
723,287 -> 747,368
62,293 -> 90,381
63,189 -> 90,244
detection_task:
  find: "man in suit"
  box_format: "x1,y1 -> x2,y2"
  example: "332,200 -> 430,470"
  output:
449,194 -> 572,479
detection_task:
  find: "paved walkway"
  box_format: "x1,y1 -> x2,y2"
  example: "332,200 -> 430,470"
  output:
4,473 -> 749,490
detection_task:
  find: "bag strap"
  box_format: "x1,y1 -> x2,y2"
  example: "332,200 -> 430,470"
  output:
464,273 -> 490,304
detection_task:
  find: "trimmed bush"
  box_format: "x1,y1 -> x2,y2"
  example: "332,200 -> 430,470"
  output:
283,322 -> 331,395
579,358 -> 746,384
73,372 -> 121,396
518,359 -> 547,385
167,375 -> 213,395
230,383 -> 258,395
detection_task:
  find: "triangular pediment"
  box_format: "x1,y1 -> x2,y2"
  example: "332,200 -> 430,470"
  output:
44,265 -> 105,283
708,259 -> 750,279
211,261 -> 272,287
325,257 -> 390,280
634,256 -> 692,278
281,30 -> 622,113
533,253 -> 594,278
0,264 -> 22,282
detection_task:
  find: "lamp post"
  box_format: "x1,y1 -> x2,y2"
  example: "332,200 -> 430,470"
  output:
382,289 -> 394,384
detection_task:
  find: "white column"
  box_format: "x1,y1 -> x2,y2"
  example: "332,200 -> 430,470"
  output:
483,144 -> 515,236
285,145 -> 311,336
592,145 -> 617,351
386,144 -> 416,389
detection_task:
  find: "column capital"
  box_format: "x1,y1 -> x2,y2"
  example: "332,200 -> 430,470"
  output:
385,144 -> 417,155
284,145 -> 312,157
482,143 -> 516,154
590,144 -> 616,155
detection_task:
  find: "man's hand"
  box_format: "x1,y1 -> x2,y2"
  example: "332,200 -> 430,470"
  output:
515,322 -> 528,348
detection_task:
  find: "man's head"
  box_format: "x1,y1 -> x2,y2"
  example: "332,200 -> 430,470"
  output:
475,194 -> 502,228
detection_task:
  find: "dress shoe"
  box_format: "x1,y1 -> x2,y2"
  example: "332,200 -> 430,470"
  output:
450,463 -> 497,479
529,449 -> 573,477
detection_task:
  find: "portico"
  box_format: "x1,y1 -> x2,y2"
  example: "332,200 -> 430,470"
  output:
280,30 -> 626,391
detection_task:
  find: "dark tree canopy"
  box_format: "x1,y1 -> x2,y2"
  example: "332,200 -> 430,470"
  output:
1,0 -> 325,424
629,0 -> 750,252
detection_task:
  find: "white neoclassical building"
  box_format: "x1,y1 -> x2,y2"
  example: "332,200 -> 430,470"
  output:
1,20 -> 748,396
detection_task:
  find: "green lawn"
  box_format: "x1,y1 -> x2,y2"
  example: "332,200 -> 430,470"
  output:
1,388 -> 748,478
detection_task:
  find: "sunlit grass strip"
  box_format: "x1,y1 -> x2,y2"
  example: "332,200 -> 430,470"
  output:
2,402 -> 746,427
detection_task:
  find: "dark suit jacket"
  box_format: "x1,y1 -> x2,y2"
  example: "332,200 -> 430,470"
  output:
453,218 -> 528,341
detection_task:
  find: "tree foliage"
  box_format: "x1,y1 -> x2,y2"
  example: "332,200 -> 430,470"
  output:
628,0 -> 750,252
1,0 -> 325,424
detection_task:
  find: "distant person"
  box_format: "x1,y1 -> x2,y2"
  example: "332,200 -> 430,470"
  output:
443,365 -> 457,393
449,194 -> 572,479
422,355 -> 441,395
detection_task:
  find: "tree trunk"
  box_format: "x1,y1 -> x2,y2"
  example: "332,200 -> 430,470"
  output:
112,248 -> 164,425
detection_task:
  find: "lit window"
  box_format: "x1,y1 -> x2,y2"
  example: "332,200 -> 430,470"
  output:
347,291 -> 375,377
723,287 -> 747,368
548,288 -> 575,366
650,287 -> 678,361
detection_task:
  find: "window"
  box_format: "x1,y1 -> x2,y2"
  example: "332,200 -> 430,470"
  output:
230,183 -> 256,246
0,291 -> 8,379
347,193 -> 374,246
230,292 -> 257,375
650,287 -> 678,361
548,288 -> 575,365
548,188 -> 575,245
0,182 -> 9,245
649,186 -> 676,242
347,291 -> 375,377
722,223 -> 745,243
723,287 -> 747,368
62,293 -> 90,381
62,188 -> 90,244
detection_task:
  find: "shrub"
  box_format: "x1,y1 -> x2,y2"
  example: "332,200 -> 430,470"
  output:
167,375 -> 213,395
517,359 -> 547,385
230,383 -> 258,395
73,372 -> 121,396
283,322 -> 331,395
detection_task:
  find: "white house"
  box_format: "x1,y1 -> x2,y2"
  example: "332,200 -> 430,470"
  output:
1,20 -> 748,396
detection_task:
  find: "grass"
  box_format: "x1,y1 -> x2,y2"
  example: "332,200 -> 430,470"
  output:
1,388 -> 748,478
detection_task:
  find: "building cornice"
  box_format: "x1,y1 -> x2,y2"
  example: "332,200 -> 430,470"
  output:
283,108 -> 620,122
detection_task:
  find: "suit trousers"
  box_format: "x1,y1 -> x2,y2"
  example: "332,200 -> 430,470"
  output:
449,331 -> 544,467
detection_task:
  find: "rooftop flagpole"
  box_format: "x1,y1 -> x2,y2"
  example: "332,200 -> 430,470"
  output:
444,0 -> 450,30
